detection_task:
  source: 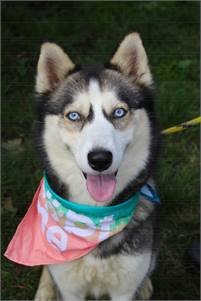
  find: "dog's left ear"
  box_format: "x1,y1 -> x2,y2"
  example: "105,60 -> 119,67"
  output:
36,42 -> 75,94
110,33 -> 152,86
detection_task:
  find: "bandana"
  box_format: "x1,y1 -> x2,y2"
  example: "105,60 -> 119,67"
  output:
4,176 -> 159,266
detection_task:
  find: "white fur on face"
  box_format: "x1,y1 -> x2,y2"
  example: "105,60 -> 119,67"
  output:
43,80 -> 151,204
59,80 -> 134,175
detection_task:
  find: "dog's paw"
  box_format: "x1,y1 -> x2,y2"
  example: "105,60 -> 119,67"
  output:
136,277 -> 153,300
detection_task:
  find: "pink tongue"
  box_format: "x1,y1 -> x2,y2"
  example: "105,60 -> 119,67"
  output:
86,174 -> 116,202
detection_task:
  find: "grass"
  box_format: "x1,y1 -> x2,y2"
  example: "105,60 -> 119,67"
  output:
2,1 -> 200,300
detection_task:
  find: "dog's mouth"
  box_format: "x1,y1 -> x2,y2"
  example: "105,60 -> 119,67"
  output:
83,172 -> 117,202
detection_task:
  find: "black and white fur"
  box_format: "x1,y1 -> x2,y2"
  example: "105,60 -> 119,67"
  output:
34,33 -> 161,301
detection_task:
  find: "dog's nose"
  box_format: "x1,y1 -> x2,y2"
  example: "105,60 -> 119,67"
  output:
88,149 -> 113,171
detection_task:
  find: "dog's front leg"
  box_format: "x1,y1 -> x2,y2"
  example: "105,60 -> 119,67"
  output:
136,277 -> 153,300
35,267 -> 56,301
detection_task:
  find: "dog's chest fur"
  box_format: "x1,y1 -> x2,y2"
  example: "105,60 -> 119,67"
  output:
49,251 -> 152,299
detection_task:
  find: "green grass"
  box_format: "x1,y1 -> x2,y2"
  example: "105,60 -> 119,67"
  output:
2,2 -> 200,300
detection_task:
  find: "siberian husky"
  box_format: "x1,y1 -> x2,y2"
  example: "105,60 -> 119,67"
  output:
34,33 -> 161,301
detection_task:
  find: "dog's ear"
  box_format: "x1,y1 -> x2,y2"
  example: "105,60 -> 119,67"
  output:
36,42 -> 75,94
110,33 -> 152,86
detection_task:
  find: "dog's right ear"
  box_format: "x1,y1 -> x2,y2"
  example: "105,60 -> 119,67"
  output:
36,43 -> 75,94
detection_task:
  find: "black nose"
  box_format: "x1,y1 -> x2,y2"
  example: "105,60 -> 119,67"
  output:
88,149 -> 113,171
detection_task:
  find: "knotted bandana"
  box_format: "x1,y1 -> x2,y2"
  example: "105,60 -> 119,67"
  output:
5,176 -> 155,266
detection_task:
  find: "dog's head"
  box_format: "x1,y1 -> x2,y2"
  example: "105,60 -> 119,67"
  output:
35,33 -> 160,205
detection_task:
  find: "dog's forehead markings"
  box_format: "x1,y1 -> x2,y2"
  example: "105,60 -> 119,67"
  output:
88,79 -> 102,106
88,79 -> 118,110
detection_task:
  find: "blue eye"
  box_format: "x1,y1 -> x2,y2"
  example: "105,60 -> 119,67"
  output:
113,108 -> 127,119
66,112 -> 81,121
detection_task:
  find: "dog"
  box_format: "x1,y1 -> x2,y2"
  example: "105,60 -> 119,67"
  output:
34,33 -> 161,301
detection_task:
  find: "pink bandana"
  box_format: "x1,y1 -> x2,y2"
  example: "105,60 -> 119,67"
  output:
4,178 -> 139,266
